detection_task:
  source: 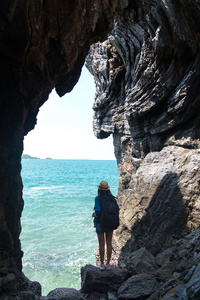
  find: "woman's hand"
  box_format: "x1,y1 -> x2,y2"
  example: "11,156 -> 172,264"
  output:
92,212 -> 95,218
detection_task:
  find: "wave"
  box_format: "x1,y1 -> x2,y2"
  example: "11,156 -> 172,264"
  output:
21,159 -> 118,295
29,185 -> 65,191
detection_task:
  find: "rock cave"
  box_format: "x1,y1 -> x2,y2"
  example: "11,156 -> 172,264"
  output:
0,1 -> 200,299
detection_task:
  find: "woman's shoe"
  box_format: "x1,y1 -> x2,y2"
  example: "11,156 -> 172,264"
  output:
97,264 -> 105,270
105,264 -> 111,269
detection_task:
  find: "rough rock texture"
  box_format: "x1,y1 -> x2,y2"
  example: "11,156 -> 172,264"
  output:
118,273 -> 159,300
0,0 -> 128,297
80,227 -> 200,300
86,0 -> 200,261
1,0 -> 200,299
46,288 -> 85,300
85,1 -> 200,299
81,264 -> 128,293
126,247 -> 158,275
115,145 -> 200,263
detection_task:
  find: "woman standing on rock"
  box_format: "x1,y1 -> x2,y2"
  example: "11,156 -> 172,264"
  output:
92,180 -> 119,270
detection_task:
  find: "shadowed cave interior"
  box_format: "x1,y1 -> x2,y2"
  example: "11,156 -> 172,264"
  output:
0,1 -> 200,299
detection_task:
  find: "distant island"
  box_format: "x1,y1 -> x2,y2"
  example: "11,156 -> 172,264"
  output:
22,154 -> 40,159
22,154 -> 53,159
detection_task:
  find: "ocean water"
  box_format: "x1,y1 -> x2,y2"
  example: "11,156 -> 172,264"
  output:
20,159 -> 118,296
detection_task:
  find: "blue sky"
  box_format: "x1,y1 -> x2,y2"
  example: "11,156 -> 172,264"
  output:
23,66 -> 115,160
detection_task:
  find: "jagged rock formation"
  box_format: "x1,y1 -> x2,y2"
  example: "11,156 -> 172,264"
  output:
81,264 -> 128,294
10,226 -> 200,299
86,0 -> 200,259
0,1 -> 128,297
80,227 -> 200,299
1,0 -> 200,299
85,1 -> 200,298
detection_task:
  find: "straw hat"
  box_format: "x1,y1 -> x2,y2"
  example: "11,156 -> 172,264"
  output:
97,180 -> 110,190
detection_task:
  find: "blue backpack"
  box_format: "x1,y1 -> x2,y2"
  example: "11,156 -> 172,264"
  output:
99,194 -> 119,231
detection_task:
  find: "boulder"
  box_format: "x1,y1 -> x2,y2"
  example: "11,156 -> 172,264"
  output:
81,264 -> 128,293
28,280 -> 42,297
47,288 -> 85,300
156,262 -> 178,282
156,248 -> 176,267
18,291 -> 36,300
126,247 -> 158,275
118,274 -> 159,300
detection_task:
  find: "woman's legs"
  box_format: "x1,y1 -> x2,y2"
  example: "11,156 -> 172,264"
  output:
105,231 -> 113,265
97,233 -> 105,265
97,231 -> 113,266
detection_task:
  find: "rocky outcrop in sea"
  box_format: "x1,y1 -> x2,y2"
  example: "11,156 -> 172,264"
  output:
0,0 -> 200,299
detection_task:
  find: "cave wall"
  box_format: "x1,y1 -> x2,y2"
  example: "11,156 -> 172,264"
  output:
86,0 -> 200,264
1,0 -> 200,297
0,0 -> 128,295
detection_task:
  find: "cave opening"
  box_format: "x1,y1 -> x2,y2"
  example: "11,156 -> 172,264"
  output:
23,66 -> 115,161
20,66 -> 118,295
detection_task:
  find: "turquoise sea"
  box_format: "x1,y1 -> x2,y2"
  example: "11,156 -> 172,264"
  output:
21,159 -> 118,296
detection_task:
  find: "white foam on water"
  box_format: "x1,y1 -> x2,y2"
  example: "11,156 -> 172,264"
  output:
21,159 -> 118,296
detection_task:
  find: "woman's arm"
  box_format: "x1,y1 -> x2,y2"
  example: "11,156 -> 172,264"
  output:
94,196 -> 101,218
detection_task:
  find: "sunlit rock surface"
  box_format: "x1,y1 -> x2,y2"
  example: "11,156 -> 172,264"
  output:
1,0 -> 200,298
86,1 -> 200,298
86,0 -> 200,251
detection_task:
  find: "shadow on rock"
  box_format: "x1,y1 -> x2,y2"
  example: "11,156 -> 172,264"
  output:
119,172 -> 189,262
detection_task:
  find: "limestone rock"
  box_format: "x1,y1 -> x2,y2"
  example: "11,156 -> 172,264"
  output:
85,0 -> 200,292
18,291 -> 36,300
156,248 -> 176,267
1,0 -> 200,298
147,227 -> 200,299
112,146 -> 200,266
0,0 -> 128,295
86,1 -> 200,273
185,263 -> 200,299
28,281 -> 42,298
156,262 -> 178,282
87,1 -> 200,160
126,247 -> 158,275
46,288 -> 85,300
118,274 -> 159,300
81,264 -> 128,293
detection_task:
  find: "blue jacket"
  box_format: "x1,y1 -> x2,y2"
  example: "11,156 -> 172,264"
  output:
93,196 -> 101,227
